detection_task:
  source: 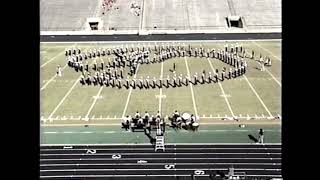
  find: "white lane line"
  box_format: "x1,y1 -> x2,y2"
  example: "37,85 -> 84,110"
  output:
40,64 -> 68,91
184,56 -> 198,117
40,168 -> 281,172
243,76 -> 273,117
40,162 -> 281,166
41,157 -> 281,161
158,60 -> 164,114
40,174 -> 282,178
84,86 -> 104,121
41,152 -> 281,156
252,41 -> 281,61
47,76 -> 81,121
206,58 -> 235,117
41,142 -> 281,146
40,147 -> 281,151
121,64 -> 140,118
40,51 -> 64,68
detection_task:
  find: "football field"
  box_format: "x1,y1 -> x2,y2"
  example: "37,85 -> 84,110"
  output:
40,40 -> 281,144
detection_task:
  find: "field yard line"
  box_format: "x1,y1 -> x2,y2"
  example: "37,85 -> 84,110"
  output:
40,64 -> 68,91
47,76 -> 81,121
121,64 -> 141,118
206,58 -> 235,117
84,86 -> 104,120
41,46 -> 86,91
40,51 -> 64,68
252,41 -> 281,61
243,75 -> 273,117
265,69 -> 281,87
158,61 -> 164,114
184,57 -> 198,117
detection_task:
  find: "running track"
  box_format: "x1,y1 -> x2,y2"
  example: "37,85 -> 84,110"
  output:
40,144 -> 282,179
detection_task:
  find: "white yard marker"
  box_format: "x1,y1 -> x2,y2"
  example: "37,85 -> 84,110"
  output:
122,64 -> 140,118
184,56 -> 198,117
206,58 -> 235,117
84,86 -> 104,121
40,64 -> 68,91
252,41 -> 281,61
47,76 -> 81,122
243,75 -> 273,117
40,51 -> 64,68
158,60 -> 164,114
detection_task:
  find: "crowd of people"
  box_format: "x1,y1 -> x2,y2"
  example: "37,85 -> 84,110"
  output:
62,43 -> 257,89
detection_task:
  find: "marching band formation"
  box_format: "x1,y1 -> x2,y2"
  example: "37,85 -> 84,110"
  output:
60,43 -> 271,90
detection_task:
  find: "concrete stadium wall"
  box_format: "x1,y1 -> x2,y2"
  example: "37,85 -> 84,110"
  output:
40,0 -> 281,33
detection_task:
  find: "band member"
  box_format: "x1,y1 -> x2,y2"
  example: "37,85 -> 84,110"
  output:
56,65 -> 62,77
93,59 -> 97,71
117,79 -> 122,89
163,75 -> 169,87
139,77 -> 144,89
193,73 -> 198,85
159,78 -> 162,88
145,76 -> 150,89
80,74 -> 85,85
100,59 -> 104,70
172,76 -> 177,87
228,68 -> 232,79
201,71 -> 205,84
208,72 -> 212,83
178,74 -> 182,86
152,77 -> 157,88
185,75 -> 189,86
125,76 -> 130,89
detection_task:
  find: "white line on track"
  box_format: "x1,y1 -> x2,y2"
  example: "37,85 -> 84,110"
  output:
121,64 -> 140,118
40,174 -> 282,178
84,86 -> 104,121
41,152 -> 281,156
40,147 -> 281,151
41,143 -> 281,146
206,58 -> 235,117
184,56 -> 198,117
40,162 -> 281,166
40,168 -> 281,172
243,76 -> 273,117
40,157 -> 281,162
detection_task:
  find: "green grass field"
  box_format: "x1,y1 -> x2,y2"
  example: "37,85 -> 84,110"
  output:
40,40 -> 281,144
